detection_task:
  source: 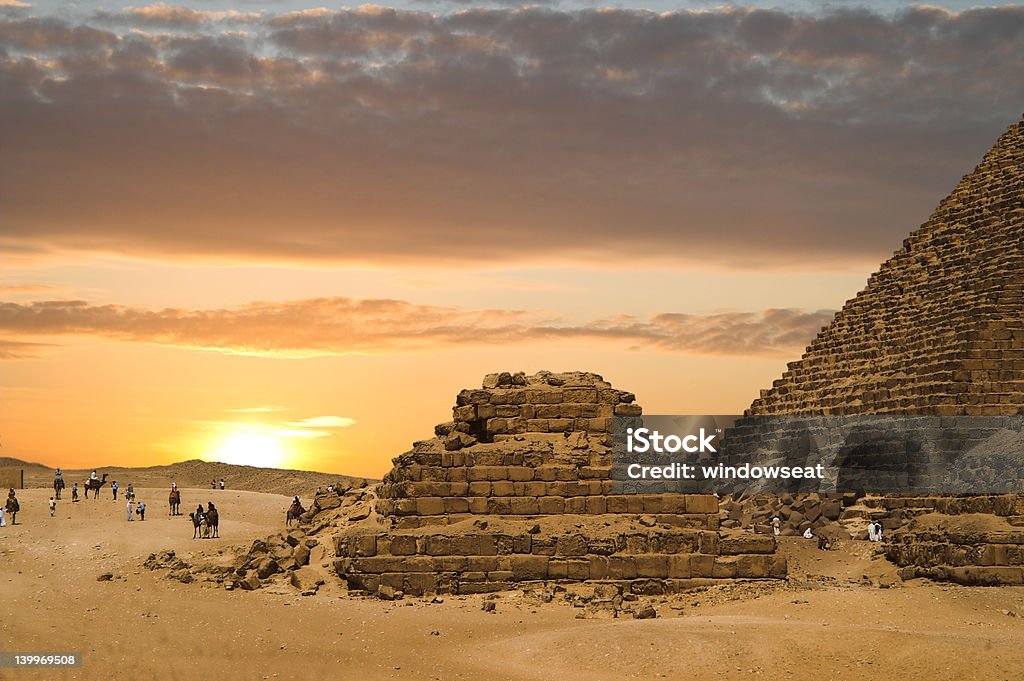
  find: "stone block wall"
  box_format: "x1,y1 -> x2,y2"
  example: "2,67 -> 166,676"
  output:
747,118 -> 1024,417
334,521 -> 784,596
333,371 -> 786,596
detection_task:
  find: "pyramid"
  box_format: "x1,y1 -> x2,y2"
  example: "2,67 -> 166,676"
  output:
748,118 -> 1024,417
334,371 -> 783,597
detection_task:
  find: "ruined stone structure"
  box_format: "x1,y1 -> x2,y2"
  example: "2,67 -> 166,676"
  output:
0,467 -> 23,490
335,371 -> 784,596
743,117 -> 1024,583
748,118 -> 1024,418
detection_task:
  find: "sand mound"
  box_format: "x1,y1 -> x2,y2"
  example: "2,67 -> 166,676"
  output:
13,457 -> 370,497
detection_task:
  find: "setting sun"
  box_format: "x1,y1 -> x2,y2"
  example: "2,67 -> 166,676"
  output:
209,431 -> 289,469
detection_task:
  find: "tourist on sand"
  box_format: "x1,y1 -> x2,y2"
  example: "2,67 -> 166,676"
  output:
771,516 -> 781,536
126,498 -> 135,521
126,483 -> 134,500
219,479 -> 225,490
0,505 -> 5,527
6,493 -> 20,525
211,479 -> 217,490
49,496 -> 56,517
867,521 -> 878,542
137,500 -> 146,521
72,483 -> 79,502
802,526 -> 814,539
874,521 -> 884,542
111,481 -> 119,500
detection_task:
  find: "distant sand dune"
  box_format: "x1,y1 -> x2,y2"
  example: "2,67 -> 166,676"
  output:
5,457 -> 370,497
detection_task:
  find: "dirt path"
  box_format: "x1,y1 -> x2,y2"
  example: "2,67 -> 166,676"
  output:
3,489 -> 1024,680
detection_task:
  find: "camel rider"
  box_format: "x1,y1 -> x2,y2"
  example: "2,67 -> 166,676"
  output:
90,470 -> 98,482
196,504 -> 205,520
55,468 -> 63,478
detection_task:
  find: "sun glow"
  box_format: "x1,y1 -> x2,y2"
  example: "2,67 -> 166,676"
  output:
209,430 -> 289,469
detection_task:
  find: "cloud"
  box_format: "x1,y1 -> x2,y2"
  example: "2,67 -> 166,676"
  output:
1,7 -> 1022,268
0,284 -> 58,294
0,297 -> 834,357
0,338 -> 59,359
92,4 -> 261,29
285,416 -> 357,428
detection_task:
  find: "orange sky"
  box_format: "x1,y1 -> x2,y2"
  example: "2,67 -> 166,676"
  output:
2,4 -> 1020,477
1,259 -> 869,478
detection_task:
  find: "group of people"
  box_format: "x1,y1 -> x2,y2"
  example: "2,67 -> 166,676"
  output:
1,488 -> 19,526
191,501 -> 220,538
126,498 -> 147,521
770,514 -> 886,549
5,470 -> 228,536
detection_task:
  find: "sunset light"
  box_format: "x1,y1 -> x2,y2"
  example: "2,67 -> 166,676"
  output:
209,430 -> 289,469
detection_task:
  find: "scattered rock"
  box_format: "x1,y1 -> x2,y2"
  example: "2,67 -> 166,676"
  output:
377,585 -> 403,601
290,567 -> 325,594
238,574 -> 262,591
633,605 -> 657,620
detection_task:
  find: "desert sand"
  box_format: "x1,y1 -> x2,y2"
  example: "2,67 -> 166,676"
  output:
8,457 -> 366,498
3,485 -> 1024,681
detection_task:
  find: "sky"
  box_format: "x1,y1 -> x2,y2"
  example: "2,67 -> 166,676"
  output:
1,0 -> 1022,477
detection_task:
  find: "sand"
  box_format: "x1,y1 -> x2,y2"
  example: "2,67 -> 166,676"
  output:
9,458 -> 367,498
3,486 -> 1024,681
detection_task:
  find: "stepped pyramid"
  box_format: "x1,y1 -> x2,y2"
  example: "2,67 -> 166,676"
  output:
749,117 -> 1024,417
334,371 -> 783,597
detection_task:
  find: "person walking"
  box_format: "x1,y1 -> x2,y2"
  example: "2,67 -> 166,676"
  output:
49,496 -> 57,517
137,500 -> 146,521
126,498 -> 135,521
111,481 -> 119,500
771,516 -> 781,536
72,483 -> 79,502
6,493 -> 20,525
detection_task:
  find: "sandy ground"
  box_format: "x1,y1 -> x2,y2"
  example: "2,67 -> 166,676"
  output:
3,487 -> 1024,681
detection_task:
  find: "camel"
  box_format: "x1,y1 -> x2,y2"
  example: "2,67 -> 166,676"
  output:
206,507 -> 219,538
286,500 -> 305,527
189,512 -> 210,539
53,475 -> 65,500
84,473 -> 108,499
168,489 -> 181,516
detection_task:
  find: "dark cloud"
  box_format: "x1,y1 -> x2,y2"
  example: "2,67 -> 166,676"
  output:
1,6 -> 1021,268
0,298 -> 834,357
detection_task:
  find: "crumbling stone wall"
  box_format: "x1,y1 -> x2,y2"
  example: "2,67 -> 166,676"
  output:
886,502 -> 1024,585
334,371 -> 785,596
